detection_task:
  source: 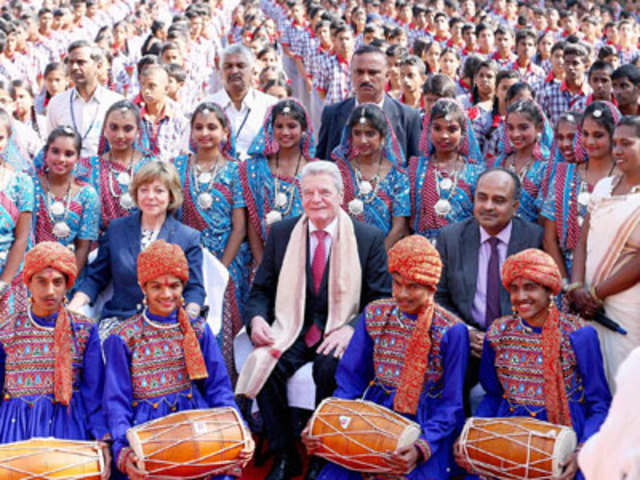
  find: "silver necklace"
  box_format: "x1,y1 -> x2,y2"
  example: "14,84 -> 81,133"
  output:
267,153 -> 302,225
434,156 -> 462,217
349,154 -> 384,216
107,151 -> 135,210
45,175 -> 72,239
191,153 -> 222,210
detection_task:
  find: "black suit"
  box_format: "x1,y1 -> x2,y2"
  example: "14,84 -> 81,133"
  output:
245,216 -> 391,452
434,217 -> 543,413
315,95 -> 422,162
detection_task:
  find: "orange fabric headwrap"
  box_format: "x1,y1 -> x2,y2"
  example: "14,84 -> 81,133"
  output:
137,240 -> 208,380
501,249 -> 570,426
24,242 -> 79,406
501,248 -> 563,295
387,235 -> 442,415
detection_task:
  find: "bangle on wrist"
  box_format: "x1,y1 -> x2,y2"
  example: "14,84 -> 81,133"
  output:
564,281 -> 583,293
589,284 -> 603,304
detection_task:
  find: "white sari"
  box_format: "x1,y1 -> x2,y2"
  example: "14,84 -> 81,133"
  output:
586,176 -> 640,392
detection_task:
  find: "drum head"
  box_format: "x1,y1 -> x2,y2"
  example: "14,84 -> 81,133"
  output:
551,427 -> 577,476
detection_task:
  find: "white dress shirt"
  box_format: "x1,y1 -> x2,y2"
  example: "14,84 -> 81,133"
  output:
205,87 -> 278,160
46,85 -> 124,157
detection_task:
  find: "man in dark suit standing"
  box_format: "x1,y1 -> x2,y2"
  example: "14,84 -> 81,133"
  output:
316,45 -> 422,161
435,168 -> 544,409
236,161 -> 391,480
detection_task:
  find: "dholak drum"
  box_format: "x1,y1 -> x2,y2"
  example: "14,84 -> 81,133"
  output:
308,397 -> 421,473
0,437 -> 105,479
458,417 -> 578,480
126,407 -> 254,479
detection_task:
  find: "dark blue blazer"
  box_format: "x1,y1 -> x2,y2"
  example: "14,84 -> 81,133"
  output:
316,95 -> 422,162
77,211 -> 205,320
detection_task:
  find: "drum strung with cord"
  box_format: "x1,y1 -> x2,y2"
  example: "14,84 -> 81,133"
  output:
457,417 -> 577,480
126,407 -> 254,479
0,437 -> 105,479
307,397 -> 421,474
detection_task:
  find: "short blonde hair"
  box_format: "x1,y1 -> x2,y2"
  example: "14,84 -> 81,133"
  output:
130,161 -> 183,213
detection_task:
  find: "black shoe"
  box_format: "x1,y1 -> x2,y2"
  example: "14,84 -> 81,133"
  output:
304,457 -> 326,480
266,452 -> 302,480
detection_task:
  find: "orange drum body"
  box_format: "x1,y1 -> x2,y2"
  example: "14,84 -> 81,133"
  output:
458,417 -> 577,480
0,437 -> 105,479
308,397 -> 421,473
126,407 -> 254,479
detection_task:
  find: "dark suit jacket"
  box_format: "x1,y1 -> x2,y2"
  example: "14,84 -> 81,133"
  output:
316,95 -> 422,162
435,217 -> 544,330
244,216 -> 391,335
78,211 -> 205,320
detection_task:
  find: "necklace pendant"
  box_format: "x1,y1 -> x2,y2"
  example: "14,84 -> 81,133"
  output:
439,177 -> 454,191
53,221 -> 71,239
359,180 -> 373,195
348,198 -> 364,216
116,171 -> 131,185
275,192 -> 288,208
577,191 -> 590,206
197,192 -> 213,209
266,210 -> 283,225
434,198 -> 452,216
198,172 -> 212,184
120,192 -> 134,210
50,201 -> 65,216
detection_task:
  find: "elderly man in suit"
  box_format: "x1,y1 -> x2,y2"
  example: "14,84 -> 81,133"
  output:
316,45 -> 422,162
236,161 -> 391,480
435,167 -> 543,410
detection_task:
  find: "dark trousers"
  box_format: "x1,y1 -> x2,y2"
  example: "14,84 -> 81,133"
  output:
256,336 -> 339,452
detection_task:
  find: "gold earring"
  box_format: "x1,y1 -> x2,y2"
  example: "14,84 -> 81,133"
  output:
142,296 -> 147,306
511,305 -> 518,317
548,294 -> 554,312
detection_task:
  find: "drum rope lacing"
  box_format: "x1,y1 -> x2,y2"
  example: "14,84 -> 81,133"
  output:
309,401 -> 415,474
460,418 -> 567,480
129,407 -> 252,479
0,443 -> 103,479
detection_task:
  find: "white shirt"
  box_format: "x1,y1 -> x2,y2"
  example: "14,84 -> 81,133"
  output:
205,87 -> 278,160
309,217 -> 338,265
46,85 -> 124,157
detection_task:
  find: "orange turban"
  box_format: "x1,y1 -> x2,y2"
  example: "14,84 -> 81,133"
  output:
23,241 -> 78,289
136,240 -> 208,381
137,240 -> 189,287
388,235 -> 442,287
501,249 -> 563,295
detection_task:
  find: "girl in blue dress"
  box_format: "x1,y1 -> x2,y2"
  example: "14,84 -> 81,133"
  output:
410,99 -> 485,243
0,242 -> 108,462
174,102 -> 250,382
34,127 -> 99,274
239,98 -> 316,264
492,99 -> 550,223
103,240 -> 249,480
331,103 -> 409,249
76,100 -> 155,232
0,109 -> 33,317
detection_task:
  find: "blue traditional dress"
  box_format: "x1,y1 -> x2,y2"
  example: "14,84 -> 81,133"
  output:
103,309 -> 241,480
33,177 -> 100,248
540,162 -> 589,275
318,299 -> 470,480
491,154 -> 549,223
475,313 -> 612,479
0,171 -> 34,316
75,154 -> 155,232
174,154 -> 250,380
331,118 -> 409,235
0,310 -> 108,442
239,101 -> 316,247
409,156 -> 484,243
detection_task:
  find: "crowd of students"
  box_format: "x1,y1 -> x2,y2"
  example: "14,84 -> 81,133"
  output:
0,0 -> 639,478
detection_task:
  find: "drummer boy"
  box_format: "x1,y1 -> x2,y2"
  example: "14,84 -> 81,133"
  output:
303,235 -> 470,479
455,249 -> 611,480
